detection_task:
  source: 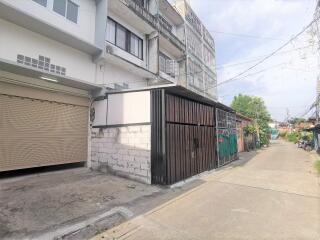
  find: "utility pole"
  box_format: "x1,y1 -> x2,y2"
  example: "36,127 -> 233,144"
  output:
316,94 -> 320,124
316,0 -> 320,124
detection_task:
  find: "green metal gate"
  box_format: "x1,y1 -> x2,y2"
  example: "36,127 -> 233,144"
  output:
216,108 -> 238,167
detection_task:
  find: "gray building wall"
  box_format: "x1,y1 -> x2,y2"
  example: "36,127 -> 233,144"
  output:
174,0 -> 217,101
91,125 -> 152,184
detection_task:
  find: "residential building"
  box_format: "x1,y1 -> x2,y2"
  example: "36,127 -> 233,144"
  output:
0,0 -> 186,173
174,0 -> 217,100
0,0 -> 224,185
91,86 -> 234,185
101,0 -> 186,90
0,0 -> 104,172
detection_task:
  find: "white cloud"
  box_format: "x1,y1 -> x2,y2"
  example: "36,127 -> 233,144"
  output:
187,0 -> 319,121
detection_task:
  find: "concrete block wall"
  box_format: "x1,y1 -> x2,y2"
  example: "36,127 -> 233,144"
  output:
91,125 -> 152,184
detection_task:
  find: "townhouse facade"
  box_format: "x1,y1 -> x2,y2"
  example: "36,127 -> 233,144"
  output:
0,0 -> 103,172
0,0 -> 222,185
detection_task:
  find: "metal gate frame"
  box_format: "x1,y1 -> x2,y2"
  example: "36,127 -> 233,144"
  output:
151,89 -> 217,185
216,108 -> 238,168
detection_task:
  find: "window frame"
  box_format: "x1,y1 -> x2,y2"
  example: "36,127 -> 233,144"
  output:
106,17 -> 144,60
32,0 -> 48,7
53,0 -> 79,24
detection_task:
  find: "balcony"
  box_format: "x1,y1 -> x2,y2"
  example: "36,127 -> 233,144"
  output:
124,0 -> 158,28
159,55 -> 179,83
108,0 -> 157,34
157,0 -> 186,54
109,0 -> 186,54
157,16 -> 186,54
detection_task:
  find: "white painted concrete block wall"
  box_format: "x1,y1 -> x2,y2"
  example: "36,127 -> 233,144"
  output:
91,125 -> 152,184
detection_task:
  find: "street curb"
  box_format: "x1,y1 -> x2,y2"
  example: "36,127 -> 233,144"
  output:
30,207 -> 133,240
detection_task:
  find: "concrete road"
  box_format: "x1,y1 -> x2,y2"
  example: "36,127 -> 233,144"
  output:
93,140 -> 320,240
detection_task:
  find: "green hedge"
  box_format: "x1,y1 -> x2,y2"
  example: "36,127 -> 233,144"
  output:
285,131 -> 313,143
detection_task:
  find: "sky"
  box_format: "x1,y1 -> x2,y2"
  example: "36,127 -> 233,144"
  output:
178,0 -> 319,121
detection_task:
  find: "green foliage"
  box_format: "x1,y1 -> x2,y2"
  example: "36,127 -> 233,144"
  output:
259,129 -> 269,146
285,131 -> 313,143
314,161 -> 320,174
286,132 -> 299,143
244,124 -> 256,134
278,131 -> 287,138
288,117 -> 306,125
231,94 -> 272,146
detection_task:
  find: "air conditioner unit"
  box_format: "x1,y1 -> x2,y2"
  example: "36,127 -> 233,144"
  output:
106,44 -> 114,54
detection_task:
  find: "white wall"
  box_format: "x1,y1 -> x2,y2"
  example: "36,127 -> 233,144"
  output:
0,0 -> 96,44
101,63 -> 148,88
107,91 -> 151,125
0,19 -> 96,83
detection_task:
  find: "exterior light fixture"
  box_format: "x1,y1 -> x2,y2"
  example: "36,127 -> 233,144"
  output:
40,76 -> 58,82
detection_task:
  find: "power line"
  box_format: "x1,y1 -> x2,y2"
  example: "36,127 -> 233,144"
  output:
208,30 -> 286,41
215,45 -> 314,70
217,62 -> 286,86
298,101 -> 317,118
206,15 -> 320,91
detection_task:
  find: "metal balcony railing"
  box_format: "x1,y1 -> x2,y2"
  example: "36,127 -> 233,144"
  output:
159,57 -> 178,78
120,0 -> 186,53
157,23 -> 186,52
156,14 -> 173,33
121,0 -> 158,29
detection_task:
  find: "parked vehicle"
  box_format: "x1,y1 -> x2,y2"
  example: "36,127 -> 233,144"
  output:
304,141 -> 313,152
297,139 -> 314,152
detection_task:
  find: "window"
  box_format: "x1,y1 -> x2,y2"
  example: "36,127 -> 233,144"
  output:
133,0 -> 144,7
66,1 -> 78,23
130,34 -> 143,59
53,0 -> 66,16
116,24 -> 127,50
106,18 -> 143,60
33,0 -> 47,7
53,0 -> 79,23
107,18 -> 116,44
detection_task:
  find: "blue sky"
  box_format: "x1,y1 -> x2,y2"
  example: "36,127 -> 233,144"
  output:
183,0 -> 319,121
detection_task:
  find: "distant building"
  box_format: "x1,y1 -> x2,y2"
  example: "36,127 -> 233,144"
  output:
236,114 -> 255,152
173,0 -> 217,100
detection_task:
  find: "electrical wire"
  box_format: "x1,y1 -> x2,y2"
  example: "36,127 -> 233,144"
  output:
204,15 -> 320,91
208,30 -> 290,41
215,45 -> 314,70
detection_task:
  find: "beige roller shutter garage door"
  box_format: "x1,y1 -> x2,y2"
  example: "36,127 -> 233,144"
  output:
0,81 -> 89,172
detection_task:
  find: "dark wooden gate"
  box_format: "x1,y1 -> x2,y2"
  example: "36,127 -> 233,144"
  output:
151,89 -> 216,185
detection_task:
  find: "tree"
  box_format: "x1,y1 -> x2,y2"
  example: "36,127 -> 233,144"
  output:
288,117 -> 306,125
231,94 -> 272,145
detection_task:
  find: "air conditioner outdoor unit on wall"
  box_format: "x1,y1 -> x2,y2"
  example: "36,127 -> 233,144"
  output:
106,44 -> 114,54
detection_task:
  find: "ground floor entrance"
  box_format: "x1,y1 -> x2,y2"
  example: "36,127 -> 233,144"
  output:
0,80 -> 89,172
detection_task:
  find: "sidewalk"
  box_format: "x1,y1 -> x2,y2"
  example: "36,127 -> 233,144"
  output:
0,166 -> 207,240
0,150 -> 263,240
92,140 -> 320,240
